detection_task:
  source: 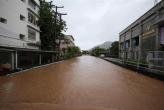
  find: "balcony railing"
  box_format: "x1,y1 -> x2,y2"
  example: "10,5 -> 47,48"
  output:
0,34 -> 39,49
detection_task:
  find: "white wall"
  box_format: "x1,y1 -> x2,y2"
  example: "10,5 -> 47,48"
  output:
0,0 -> 40,50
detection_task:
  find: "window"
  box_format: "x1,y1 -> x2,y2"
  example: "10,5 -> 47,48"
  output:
28,0 -> 36,10
132,37 -> 139,47
20,15 -> 25,21
125,40 -> 130,48
0,17 -> 7,24
28,27 -> 36,40
28,12 -> 36,25
19,34 -> 25,40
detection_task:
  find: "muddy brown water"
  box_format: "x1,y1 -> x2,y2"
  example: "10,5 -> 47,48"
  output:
0,56 -> 164,110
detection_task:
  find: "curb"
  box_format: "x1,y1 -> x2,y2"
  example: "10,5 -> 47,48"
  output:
7,60 -> 64,76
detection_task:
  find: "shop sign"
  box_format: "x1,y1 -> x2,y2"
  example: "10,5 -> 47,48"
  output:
142,29 -> 155,37
142,24 -> 155,37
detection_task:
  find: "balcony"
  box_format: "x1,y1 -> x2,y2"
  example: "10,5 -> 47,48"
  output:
27,0 -> 39,16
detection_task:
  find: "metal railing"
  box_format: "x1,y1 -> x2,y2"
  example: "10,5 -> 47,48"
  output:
147,51 -> 164,71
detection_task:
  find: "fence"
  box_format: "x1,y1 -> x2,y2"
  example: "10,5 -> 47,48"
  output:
105,51 -> 164,76
147,51 -> 164,71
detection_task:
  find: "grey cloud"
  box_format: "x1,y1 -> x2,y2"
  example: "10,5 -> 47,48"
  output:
46,0 -> 156,50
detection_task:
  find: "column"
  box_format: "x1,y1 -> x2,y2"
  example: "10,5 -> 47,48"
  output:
155,11 -> 160,50
15,51 -> 18,69
52,54 -> 55,62
39,54 -> 42,65
11,52 -> 15,70
137,22 -> 143,69
130,29 -> 132,59
155,24 -> 159,50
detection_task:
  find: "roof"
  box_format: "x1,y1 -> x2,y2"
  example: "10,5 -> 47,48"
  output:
65,35 -> 75,41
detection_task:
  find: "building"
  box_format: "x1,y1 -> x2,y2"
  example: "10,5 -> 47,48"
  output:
64,35 -> 75,47
0,0 -> 45,73
0,0 -> 40,49
119,0 -> 164,65
59,35 -> 75,56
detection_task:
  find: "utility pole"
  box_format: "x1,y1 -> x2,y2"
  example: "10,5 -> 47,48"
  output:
58,13 -> 67,59
53,5 -> 67,60
54,6 -> 64,48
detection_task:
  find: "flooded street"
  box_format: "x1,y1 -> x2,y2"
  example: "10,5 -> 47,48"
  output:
0,56 -> 164,110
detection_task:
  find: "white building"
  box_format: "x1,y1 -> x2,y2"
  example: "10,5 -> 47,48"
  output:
0,0 -> 42,73
60,35 -> 75,50
59,35 -> 75,56
0,0 -> 40,50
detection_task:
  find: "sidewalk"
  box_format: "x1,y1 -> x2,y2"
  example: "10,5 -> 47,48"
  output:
104,57 -> 123,65
103,57 -> 164,78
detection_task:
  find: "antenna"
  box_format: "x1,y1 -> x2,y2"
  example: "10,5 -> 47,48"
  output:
154,0 -> 158,5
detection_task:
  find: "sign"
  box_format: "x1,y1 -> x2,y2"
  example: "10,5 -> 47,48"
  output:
142,29 -> 155,37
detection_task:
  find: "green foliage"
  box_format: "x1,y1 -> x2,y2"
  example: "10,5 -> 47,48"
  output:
38,0 -> 67,51
65,46 -> 81,59
110,41 -> 119,57
91,47 -> 107,56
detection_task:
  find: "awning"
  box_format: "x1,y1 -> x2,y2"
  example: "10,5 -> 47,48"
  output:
0,46 -> 59,54
0,48 -> 15,52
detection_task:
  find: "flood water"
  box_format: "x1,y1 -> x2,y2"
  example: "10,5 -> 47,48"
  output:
0,56 -> 164,110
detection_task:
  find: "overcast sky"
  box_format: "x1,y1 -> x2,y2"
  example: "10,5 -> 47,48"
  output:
46,0 -> 159,50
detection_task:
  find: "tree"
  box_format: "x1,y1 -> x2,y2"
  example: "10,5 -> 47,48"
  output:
110,41 -> 119,58
65,46 -> 81,58
91,47 -> 106,56
38,0 -> 67,51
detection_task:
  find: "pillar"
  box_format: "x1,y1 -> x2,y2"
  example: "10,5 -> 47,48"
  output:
155,11 -> 160,50
39,54 -> 42,65
130,29 -> 132,59
155,24 -> 159,50
15,51 -> 18,69
139,22 -> 143,62
11,52 -> 15,70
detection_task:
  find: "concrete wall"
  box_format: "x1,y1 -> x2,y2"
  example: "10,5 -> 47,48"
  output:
119,0 -> 164,63
132,25 -> 140,38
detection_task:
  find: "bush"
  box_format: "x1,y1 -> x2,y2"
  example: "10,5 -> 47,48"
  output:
65,46 -> 81,59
